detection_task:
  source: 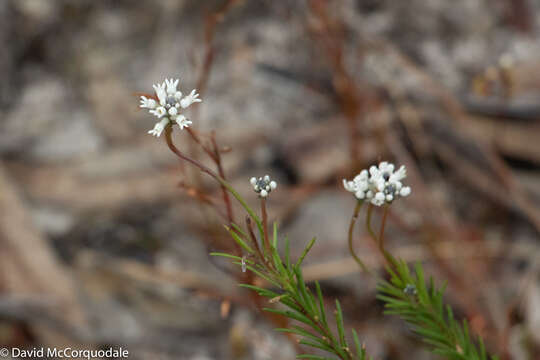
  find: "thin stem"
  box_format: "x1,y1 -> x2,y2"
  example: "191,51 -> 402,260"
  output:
211,132 -> 235,224
246,216 -> 274,272
178,181 -> 229,221
165,126 -> 264,237
165,126 -> 241,256
287,296 -> 350,360
366,203 -> 394,268
165,126 -> 218,178
186,128 -> 217,160
261,197 -> 270,256
185,128 -> 234,224
378,204 -> 389,252
365,204 -> 377,243
378,204 -> 398,266
347,201 -> 370,273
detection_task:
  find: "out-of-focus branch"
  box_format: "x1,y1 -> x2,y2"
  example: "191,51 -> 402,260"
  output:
0,164 -> 89,346
307,0 -> 366,170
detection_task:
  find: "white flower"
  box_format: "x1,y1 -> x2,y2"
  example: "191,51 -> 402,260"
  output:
175,115 -> 192,130
140,78 -> 201,137
400,186 -> 411,197
390,165 -> 406,183
180,89 -> 202,108
342,169 -> 369,200
343,161 -> 411,206
152,82 -> 167,105
165,78 -> 179,95
168,107 -> 178,116
372,192 -> 386,206
139,96 -> 157,109
150,106 -> 167,118
250,175 -> 277,198
148,118 -> 170,137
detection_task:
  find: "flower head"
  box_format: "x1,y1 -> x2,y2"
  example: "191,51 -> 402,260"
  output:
343,161 -> 411,206
140,78 -> 201,137
250,175 -> 277,198
403,284 -> 417,296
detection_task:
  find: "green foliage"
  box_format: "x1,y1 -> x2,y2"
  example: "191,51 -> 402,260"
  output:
213,223 -> 370,360
163,101 -> 498,359
209,175 -> 496,360
377,259 -> 498,360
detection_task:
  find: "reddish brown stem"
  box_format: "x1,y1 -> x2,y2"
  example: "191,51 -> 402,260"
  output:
211,132 -> 235,224
185,128 -> 234,225
178,181 -> 229,221
165,127 -> 218,179
186,128 -> 218,162
164,127 -> 241,256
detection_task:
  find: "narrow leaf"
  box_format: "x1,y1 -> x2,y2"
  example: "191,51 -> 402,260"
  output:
296,237 -> 316,268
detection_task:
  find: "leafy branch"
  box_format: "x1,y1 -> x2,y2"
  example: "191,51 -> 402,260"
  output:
162,120 -> 498,359
376,259 -> 498,360
163,126 -> 368,358
213,219 -> 370,360
348,200 -> 498,360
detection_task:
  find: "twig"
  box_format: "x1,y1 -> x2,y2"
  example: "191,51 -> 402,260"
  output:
307,0 -> 365,169
165,126 -> 219,180
185,128 -> 235,225
211,131 -> 235,224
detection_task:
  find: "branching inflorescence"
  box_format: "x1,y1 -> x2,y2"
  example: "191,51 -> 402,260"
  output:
140,78 -> 498,360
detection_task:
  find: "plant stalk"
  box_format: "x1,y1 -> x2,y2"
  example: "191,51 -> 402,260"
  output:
347,201 -> 370,273
261,197 -> 270,256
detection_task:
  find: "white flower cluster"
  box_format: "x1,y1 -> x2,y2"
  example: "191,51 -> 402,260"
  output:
343,162 -> 411,206
139,78 -> 201,137
250,175 -> 277,198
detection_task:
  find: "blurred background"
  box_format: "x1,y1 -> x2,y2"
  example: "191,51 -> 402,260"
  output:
1,0 -> 540,359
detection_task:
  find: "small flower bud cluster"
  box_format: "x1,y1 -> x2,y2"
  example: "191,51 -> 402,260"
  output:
343,161 -> 411,206
139,78 -> 201,137
403,284 -> 417,296
250,175 -> 277,198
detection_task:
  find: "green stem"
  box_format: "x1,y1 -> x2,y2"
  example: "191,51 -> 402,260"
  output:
378,204 -> 389,252
365,204 -> 377,244
288,295 -> 350,360
261,197 -> 271,256
366,203 -> 394,268
378,205 -> 397,266
347,201 -> 370,273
